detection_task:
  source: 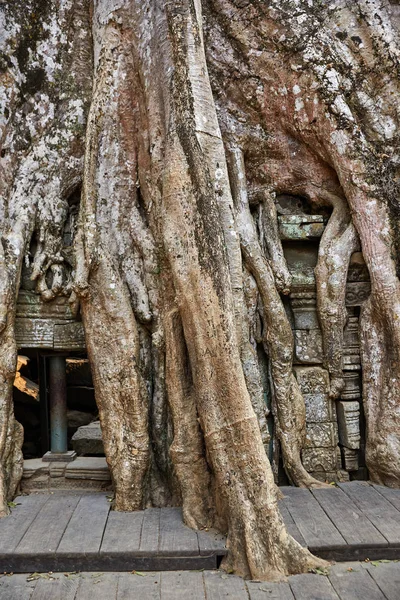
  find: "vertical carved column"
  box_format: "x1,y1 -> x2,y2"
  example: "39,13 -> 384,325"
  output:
42,355 -> 76,462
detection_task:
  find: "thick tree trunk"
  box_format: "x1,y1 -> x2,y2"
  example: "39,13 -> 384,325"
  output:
1,0 -> 400,579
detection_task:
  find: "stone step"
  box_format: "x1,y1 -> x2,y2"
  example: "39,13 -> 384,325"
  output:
71,421 -> 104,455
21,457 -> 112,493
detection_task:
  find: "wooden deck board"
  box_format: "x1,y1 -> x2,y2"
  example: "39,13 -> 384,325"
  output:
57,493 -> 110,554
117,572 -> 161,599
247,579 -> 295,599
373,485 -> 400,512
0,484 -> 399,572
281,487 -> 345,549
139,508 -> 160,554
160,571 -> 205,599
0,573 -> 37,600
0,495 -> 49,553
311,487 -> 388,547
75,573 -> 118,600
338,482 -> 400,545
328,562 -> 386,600
288,573 -> 340,600
1,563 -> 400,599
100,510 -> 144,553
197,528 -> 227,556
365,561 -> 400,600
158,507 -> 199,556
15,494 -> 81,555
279,501 -> 307,547
204,570 -> 248,600
30,574 -> 79,600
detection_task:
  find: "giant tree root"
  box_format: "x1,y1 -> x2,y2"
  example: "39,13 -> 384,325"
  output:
164,309 -> 215,529
227,146 -> 327,488
80,253 -> 150,510
315,191 -> 359,399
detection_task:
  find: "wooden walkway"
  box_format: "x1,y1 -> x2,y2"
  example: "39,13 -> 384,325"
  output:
0,482 -> 400,572
1,563 -> 400,600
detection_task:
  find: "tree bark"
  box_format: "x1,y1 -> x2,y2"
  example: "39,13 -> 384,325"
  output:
1,0 -> 400,579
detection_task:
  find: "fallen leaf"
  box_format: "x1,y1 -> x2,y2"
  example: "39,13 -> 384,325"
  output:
27,573 -> 55,582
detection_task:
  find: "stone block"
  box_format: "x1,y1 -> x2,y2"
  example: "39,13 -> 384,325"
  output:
294,366 -> 330,395
22,458 -> 50,478
15,318 -> 54,349
16,290 -> 76,320
305,422 -> 338,448
67,410 -> 95,429
347,252 -> 370,282
345,282 -> 371,306
343,316 -> 360,352
341,371 -> 361,400
302,448 -> 338,472
54,322 -> 85,350
337,401 -> 360,449
283,243 -> 318,290
343,355 -> 361,370
65,457 -> 110,481
303,394 -> 333,422
72,421 -> 104,456
294,366 -> 337,423
341,447 -> 359,472
279,215 -> 326,240
49,463 -> 67,478
291,298 -> 320,330
294,330 -> 323,364
309,470 -> 349,483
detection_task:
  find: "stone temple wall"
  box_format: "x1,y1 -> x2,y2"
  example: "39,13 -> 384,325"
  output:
279,199 -> 370,483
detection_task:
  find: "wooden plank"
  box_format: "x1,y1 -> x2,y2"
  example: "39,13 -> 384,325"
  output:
373,485 -> 400,512
0,574 -> 37,600
0,553 -> 217,573
247,580 -> 294,599
117,572 -> 161,599
30,574 -> 79,600
339,482 -> 400,545
100,510 -> 144,553
75,573 -> 118,599
160,571 -> 205,599
279,502 -> 306,547
15,493 -> 81,554
367,561 -> 400,600
288,574 -> 339,600
158,507 -> 199,556
312,487 -> 388,547
203,570 -> 248,599
57,493 -> 110,554
281,487 -> 345,549
139,508 -> 160,554
0,494 -> 49,553
197,528 -> 227,556
328,562 -> 386,600
309,544 -> 400,563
